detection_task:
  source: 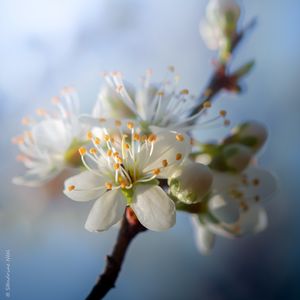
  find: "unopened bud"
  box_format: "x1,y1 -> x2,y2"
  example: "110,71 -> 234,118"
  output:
223,144 -> 252,172
169,163 -> 213,204
232,121 -> 268,152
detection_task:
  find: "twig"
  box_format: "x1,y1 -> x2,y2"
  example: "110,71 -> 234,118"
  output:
190,18 -> 257,116
85,212 -> 146,300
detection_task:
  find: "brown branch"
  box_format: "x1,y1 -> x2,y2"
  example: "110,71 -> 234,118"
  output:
85,211 -> 147,300
190,18 -> 257,116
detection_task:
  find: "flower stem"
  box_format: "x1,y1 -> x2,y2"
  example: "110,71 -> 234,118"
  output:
85,211 -> 147,300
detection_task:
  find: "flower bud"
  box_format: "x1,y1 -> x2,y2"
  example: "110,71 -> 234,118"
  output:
206,0 -> 240,32
222,143 -> 252,172
169,163 -> 213,204
231,121 -> 268,152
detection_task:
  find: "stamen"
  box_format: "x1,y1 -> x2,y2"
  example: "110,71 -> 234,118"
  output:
68,185 -> 75,192
203,101 -> 211,109
113,163 -> 120,170
107,149 -> 113,157
204,89 -> 212,97
94,137 -> 101,145
78,147 -> 87,156
219,110 -> 227,117
133,133 -> 140,141
152,168 -> 160,175
176,134 -> 185,142
105,182 -> 113,190
115,120 -> 122,127
148,133 -> 157,142
89,148 -> 97,155
162,160 -> 168,167
87,131 -> 93,140
104,134 -> 111,142
99,117 -> 107,122
127,121 -> 134,129
252,178 -> 260,186
176,153 -> 182,161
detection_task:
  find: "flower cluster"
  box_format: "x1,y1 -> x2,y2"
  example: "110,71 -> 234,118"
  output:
12,0 -> 277,255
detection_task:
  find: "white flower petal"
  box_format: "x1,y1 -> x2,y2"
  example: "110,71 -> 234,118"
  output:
64,171 -> 106,202
143,130 -> 191,176
191,216 -> 215,255
131,184 -> 176,231
85,189 -> 126,232
242,167 -> 277,202
32,119 -> 71,153
209,194 -> 240,223
12,168 -> 61,187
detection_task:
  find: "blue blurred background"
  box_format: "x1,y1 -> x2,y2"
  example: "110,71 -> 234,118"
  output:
1,0 -> 300,299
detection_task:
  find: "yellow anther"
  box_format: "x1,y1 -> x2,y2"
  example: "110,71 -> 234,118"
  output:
51,96 -> 60,104
89,148 -> 97,155
252,178 -> 260,186
176,153 -> 182,161
21,117 -> 30,125
157,91 -> 165,97
67,185 -> 75,192
124,143 -> 130,150
94,137 -> 101,145
120,181 -> 127,189
116,156 -> 123,163
176,134 -> 184,142
224,119 -> 231,126
148,133 -> 157,142
113,152 -> 119,157
180,89 -> 189,95
127,121 -> 134,129
116,85 -> 124,93
203,101 -> 211,109
141,135 -> 147,142
107,149 -> 113,157
36,108 -> 47,116
86,131 -> 93,140
133,133 -> 140,141
110,137 -> 115,144
162,160 -> 168,167
78,147 -> 87,155
104,134 -> 111,142
113,163 -> 120,170
152,168 -> 160,175
105,182 -> 113,190
219,110 -> 227,117
99,117 -> 106,122
115,120 -> 122,127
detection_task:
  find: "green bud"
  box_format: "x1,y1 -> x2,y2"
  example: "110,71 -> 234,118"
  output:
169,163 -> 213,204
231,121 -> 268,152
222,143 -> 252,172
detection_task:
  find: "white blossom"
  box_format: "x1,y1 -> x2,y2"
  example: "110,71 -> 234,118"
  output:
12,88 -> 86,187
191,166 -> 277,254
64,121 -> 192,232
81,70 -> 229,133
